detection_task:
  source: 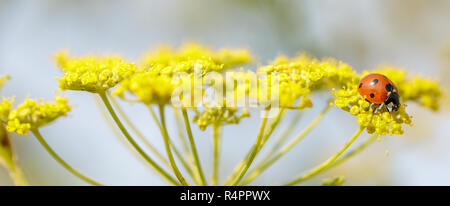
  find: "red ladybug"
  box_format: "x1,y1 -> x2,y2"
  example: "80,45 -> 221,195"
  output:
358,73 -> 400,112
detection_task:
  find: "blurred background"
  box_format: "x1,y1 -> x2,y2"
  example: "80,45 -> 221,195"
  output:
0,0 -> 449,185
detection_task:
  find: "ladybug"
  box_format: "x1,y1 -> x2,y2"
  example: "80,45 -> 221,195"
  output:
357,73 -> 400,112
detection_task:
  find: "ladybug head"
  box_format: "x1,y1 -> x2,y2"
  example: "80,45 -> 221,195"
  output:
385,91 -> 400,112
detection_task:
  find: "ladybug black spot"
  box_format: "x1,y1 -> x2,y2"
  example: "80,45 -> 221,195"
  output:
370,93 -> 375,98
359,83 -> 363,88
385,83 -> 393,92
370,79 -> 378,86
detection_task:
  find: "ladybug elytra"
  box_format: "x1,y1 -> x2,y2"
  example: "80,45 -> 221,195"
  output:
357,73 -> 400,112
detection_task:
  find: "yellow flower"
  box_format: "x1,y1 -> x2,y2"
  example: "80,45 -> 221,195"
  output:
114,42 -> 253,106
113,72 -> 180,105
333,85 -> 413,135
257,54 -> 359,107
5,96 -> 72,135
139,42 -> 252,74
55,51 -> 139,93
0,75 -> 9,88
212,48 -> 252,69
192,101 -> 250,131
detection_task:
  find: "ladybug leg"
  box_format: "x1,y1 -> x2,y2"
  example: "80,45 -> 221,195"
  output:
370,103 -> 377,114
374,103 -> 386,114
382,103 -> 391,113
371,103 -> 382,114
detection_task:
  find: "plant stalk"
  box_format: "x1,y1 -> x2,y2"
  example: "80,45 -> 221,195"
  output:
98,92 -> 179,185
283,126 -> 365,186
31,129 -> 103,186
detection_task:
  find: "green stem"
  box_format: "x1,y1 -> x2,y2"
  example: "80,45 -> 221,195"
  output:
172,108 -> 191,154
158,105 -> 189,186
107,93 -> 170,169
212,123 -> 221,186
230,109 -> 269,186
170,140 -> 197,184
148,105 -> 198,185
182,108 -> 208,185
258,110 -> 303,164
98,92 -> 179,185
224,109 -> 278,185
327,134 -> 378,170
94,95 -> 172,174
31,129 -> 103,186
242,104 -> 330,185
173,108 -> 202,184
283,126 -> 365,186
259,108 -> 286,150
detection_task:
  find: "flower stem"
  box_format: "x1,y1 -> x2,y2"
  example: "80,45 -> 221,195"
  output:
158,105 -> 189,186
94,95 -> 170,172
327,134 -> 378,170
229,109 -> 269,186
173,108 -> 192,155
98,92 -> 179,185
173,108 -> 200,184
107,93 -> 170,168
242,104 -> 329,185
224,109 -> 276,185
283,126 -> 365,186
148,105 -> 198,185
181,108 -> 208,185
31,129 -> 103,186
259,108 -> 286,150
212,123 -> 221,185
257,110 -> 303,164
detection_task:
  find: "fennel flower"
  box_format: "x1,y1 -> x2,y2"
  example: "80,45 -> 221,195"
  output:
333,85 -> 412,135
257,54 -> 359,108
192,101 -> 250,131
4,96 -> 71,135
55,51 -> 139,93
113,72 -> 180,105
140,42 -> 252,72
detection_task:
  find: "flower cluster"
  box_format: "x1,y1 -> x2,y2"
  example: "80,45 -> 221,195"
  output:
333,65 -> 442,135
55,51 -> 138,93
114,42 -> 253,106
139,42 -> 252,74
257,54 -> 359,107
192,101 -> 250,131
113,72 -> 180,105
51,43 -> 443,137
0,96 -> 71,135
333,86 -> 412,135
